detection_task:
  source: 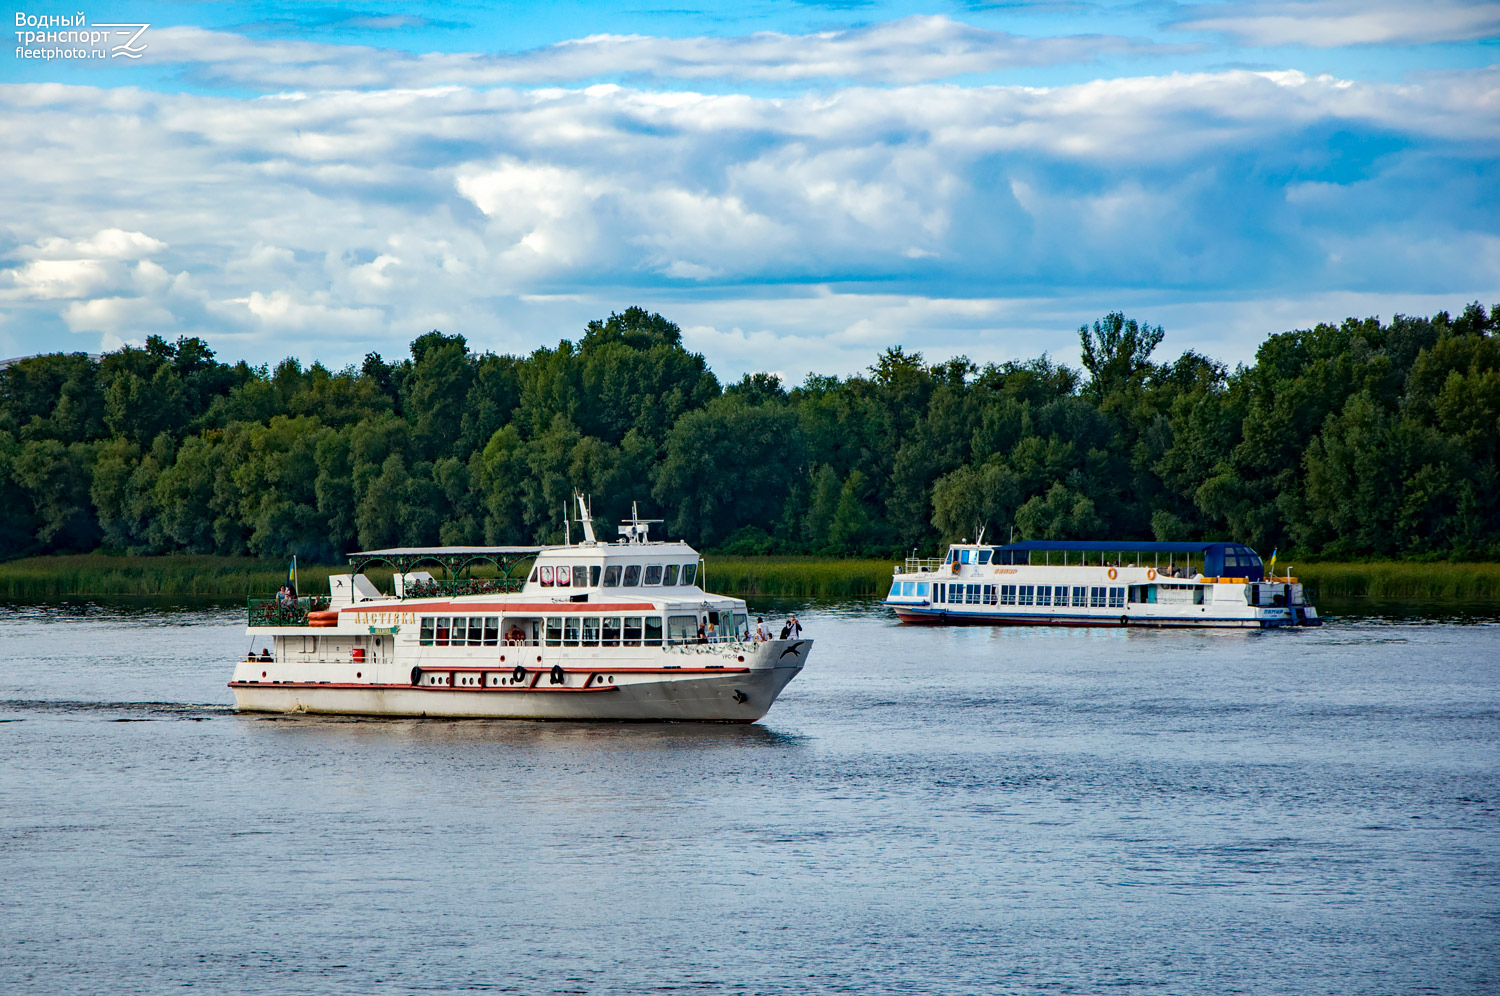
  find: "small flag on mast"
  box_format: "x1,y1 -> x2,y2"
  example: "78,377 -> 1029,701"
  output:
287,556 -> 298,599
1268,547 -> 1278,577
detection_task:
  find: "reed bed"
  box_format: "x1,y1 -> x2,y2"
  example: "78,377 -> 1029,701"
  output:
1295,561 -> 1500,601
1,553 -> 1498,603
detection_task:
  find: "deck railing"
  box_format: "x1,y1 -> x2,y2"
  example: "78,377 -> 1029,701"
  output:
901,556 -> 947,574
248,595 -> 331,627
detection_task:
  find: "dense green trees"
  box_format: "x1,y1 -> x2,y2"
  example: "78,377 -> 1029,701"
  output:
1,304 -> 1497,562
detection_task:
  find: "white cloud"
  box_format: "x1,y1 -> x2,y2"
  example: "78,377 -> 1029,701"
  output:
0,66 -> 1494,365
1176,0 -> 1500,47
137,17 -> 1169,91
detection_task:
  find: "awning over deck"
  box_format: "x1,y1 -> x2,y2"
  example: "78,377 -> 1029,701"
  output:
348,546 -> 544,576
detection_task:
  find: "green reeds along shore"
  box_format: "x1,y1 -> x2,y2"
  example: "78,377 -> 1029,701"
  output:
1,553 -> 1498,603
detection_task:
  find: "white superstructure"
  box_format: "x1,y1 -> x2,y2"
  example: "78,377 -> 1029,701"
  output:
886,540 -> 1320,629
231,498 -> 809,721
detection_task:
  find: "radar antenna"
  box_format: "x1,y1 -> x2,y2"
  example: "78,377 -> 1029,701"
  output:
618,500 -> 663,545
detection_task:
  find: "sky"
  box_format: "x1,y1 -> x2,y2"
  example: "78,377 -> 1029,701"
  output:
2,1 -> 1497,383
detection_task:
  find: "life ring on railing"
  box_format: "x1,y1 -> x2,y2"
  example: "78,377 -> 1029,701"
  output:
1107,567 -> 1118,580
1146,568 -> 1156,580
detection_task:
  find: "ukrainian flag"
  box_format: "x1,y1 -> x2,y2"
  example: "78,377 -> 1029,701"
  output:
1268,548 -> 1278,576
287,556 -> 298,597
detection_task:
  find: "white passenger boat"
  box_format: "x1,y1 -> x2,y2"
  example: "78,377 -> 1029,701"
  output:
230,500 -> 809,721
886,540 -> 1320,628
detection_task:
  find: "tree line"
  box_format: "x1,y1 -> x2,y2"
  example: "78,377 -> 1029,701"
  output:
1,303 -> 1496,563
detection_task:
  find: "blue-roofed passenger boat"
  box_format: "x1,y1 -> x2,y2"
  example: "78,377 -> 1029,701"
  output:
885,541 -> 1320,628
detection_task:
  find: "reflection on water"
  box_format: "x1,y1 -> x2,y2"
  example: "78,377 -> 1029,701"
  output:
1,596 -> 1498,995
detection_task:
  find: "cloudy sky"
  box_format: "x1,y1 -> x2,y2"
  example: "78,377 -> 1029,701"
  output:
2,1 -> 1497,381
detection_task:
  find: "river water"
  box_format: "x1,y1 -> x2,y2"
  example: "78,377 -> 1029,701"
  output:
1,600 -> 1497,995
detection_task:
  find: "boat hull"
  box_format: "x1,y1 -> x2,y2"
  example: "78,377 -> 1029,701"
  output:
890,606 -> 1312,628
231,651 -> 807,723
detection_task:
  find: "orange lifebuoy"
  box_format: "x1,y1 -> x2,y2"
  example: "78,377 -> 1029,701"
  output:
1146,568 -> 1156,580
951,561 -> 960,574
1107,567 -> 1118,580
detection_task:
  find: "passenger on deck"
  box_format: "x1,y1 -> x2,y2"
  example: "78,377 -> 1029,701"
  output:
697,620 -> 707,644
755,617 -> 768,642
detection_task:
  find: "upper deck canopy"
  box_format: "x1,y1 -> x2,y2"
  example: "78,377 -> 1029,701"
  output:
994,541 -> 1239,554
982,540 -> 1264,580
348,546 -> 544,575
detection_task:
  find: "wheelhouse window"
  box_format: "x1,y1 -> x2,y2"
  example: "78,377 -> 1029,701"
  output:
623,565 -> 642,587
681,564 -> 698,586
590,565 -> 601,586
644,565 -> 663,585
663,564 -> 680,585
539,566 -> 554,586
556,567 -> 571,587
573,565 -> 588,588
977,550 -> 993,565
603,565 -> 622,587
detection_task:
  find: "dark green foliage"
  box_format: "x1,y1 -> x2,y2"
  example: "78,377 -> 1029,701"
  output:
0,304 -> 1496,562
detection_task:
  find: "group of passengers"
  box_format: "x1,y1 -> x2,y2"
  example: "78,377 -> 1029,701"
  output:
694,614 -> 804,644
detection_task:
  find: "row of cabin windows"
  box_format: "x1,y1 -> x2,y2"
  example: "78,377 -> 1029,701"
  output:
932,583 -> 1127,609
545,616 -> 663,647
889,581 -> 933,598
530,563 -> 698,588
420,616 -> 501,647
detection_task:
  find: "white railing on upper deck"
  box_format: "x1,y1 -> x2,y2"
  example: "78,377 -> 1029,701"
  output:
900,556 -> 947,574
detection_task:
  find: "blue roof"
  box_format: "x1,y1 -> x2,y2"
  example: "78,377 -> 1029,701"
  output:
994,541 -> 1250,554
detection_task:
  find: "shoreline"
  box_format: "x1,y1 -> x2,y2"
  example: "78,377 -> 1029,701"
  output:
2,553 -> 1500,603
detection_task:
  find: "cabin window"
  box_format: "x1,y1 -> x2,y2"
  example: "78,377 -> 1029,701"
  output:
1195,587 -> 1207,605
556,567 -> 571,587
545,617 -> 562,646
581,617 -> 600,646
1108,587 -> 1125,608
601,617 -> 621,646
573,565 -> 588,587
483,617 -> 499,646
888,581 -> 901,599
1036,585 -> 1052,607
681,564 -> 698,585
977,550 -> 992,565
420,617 -> 434,646
622,617 -> 642,645
1072,586 -> 1087,607
667,614 -> 697,645
539,566 -> 554,586
734,612 -> 749,638
917,582 -> 929,598
644,565 -> 663,585
623,565 -> 642,587
435,617 -> 451,646
603,565 -> 622,587
1000,584 -> 1017,605
1019,585 -> 1034,606
1090,587 -> 1106,608
467,617 -> 484,645
561,617 -> 579,646
644,617 -> 663,645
